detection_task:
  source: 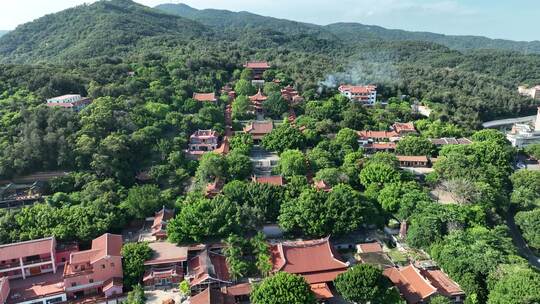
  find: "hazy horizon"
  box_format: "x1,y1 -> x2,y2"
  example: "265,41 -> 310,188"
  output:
0,0 -> 538,42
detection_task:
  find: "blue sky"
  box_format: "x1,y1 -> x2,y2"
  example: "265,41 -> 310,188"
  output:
1,0 -> 538,41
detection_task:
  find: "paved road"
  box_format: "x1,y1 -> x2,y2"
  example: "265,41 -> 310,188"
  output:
506,210 -> 540,269
482,115 -> 536,128
0,171 -> 69,185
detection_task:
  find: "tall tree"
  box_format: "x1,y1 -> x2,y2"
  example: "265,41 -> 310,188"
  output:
251,272 -> 317,304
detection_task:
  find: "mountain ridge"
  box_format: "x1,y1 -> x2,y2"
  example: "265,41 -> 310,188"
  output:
156,3 -> 540,53
0,0 -> 209,63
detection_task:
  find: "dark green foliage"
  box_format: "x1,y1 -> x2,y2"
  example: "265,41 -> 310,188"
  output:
167,196 -> 249,244
120,184 -> 166,219
222,180 -> 285,223
125,284 -> 146,304
251,272 -> 317,304
262,124 -> 306,153
263,92 -> 289,119
515,209 -> 540,250
279,185 -> 376,237
121,242 -> 152,290
487,264 -> 540,304
430,227 -> 520,303
395,135 -> 436,156
335,264 -> 402,304
278,150 -> 307,177
0,0 -> 208,63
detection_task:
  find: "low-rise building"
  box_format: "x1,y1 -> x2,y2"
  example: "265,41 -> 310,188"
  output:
243,61 -> 271,80
269,237 -> 349,301
392,122 -> 417,136
46,95 -> 92,111
0,234 -> 121,304
193,93 -> 217,103
518,85 -> 540,100
187,130 -> 220,159
281,85 -> 304,105
357,130 -> 400,145
383,264 -> 465,304
506,107 -> 540,147
252,175 -> 284,186
430,138 -> 472,146
143,242 -> 188,289
397,155 -> 430,168
151,207 -> 174,241
0,182 -> 44,209
363,142 -> 396,153
187,250 -> 231,294
63,234 -> 123,300
244,121 -> 274,142
338,85 -> 377,105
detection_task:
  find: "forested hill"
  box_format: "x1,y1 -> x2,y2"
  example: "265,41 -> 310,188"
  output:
0,0 -> 208,63
156,3 -> 540,54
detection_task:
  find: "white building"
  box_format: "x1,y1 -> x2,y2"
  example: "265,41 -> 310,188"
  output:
338,85 -> 377,105
518,85 -> 540,100
506,107 -> 540,147
46,94 -> 92,111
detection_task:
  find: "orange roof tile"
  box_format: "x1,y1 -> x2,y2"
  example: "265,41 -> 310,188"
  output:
310,283 -> 334,299
188,250 -> 231,287
253,176 -> 284,186
249,89 -> 267,102
338,85 -> 377,94
243,121 -> 273,136
193,93 -> 217,102
243,61 -> 271,69
145,242 -> 188,265
69,234 -> 122,264
397,155 -> 429,163
421,269 -> 464,297
358,130 -> 399,139
270,238 -> 349,284
190,287 -> 229,304
383,265 -> 437,303
392,122 -> 416,134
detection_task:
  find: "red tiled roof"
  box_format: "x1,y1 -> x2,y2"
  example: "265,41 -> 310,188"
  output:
392,122 -> 416,134
421,269 -> 464,298
190,287 -> 229,304
310,283 -> 334,299
193,93 -> 217,102
214,138 -> 230,155
221,283 -> 251,297
383,265 -> 437,303
314,180 -> 332,192
358,130 -> 399,139
144,242 -> 188,266
0,237 -> 55,262
357,242 -> 382,253
6,266 -> 65,303
188,250 -> 231,287
270,238 -> 349,284
70,233 -> 122,264
243,61 -> 271,69
243,121 -> 273,136
397,155 -> 429,163
151,207 -> 174,236
191,130 -> 218,138
253,176 -> 284,186
249,89 -> 267,102
364,142 -> 397,150
338,85 -> 377,94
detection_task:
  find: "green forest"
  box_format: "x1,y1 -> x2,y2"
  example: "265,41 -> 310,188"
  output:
0,1 -> 539,303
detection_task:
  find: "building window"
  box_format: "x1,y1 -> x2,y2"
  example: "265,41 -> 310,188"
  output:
101,264 -> 105,269
110,263 -> 115,267
71,282 -> 77,287
89,279 -> 94,283
61,258 -> 66,262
